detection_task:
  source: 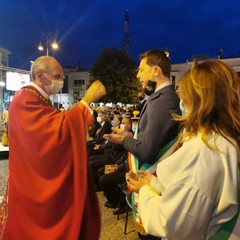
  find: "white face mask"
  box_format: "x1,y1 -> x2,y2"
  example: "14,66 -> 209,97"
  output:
43,73 -> 64,94
120,124 -> 125,130
97,116 -> 102,123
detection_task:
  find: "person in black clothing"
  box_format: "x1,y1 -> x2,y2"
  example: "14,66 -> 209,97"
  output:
104,49 -> 181,240
89,110 -> 112,144
87,110 -> 112,157
88,110 -> 101,138
98,117 -> 133,209
88,114 -> 125,191
136,91 -> 147,112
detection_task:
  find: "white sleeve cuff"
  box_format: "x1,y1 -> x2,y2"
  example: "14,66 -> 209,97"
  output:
80,100 -> 93,115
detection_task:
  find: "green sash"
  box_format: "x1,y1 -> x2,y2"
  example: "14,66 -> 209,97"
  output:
127,135 -> 179,234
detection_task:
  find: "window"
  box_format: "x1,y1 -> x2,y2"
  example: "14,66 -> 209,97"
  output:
73,90 -> 79,102
171,75 -> 176,86
73,79 -> 85,87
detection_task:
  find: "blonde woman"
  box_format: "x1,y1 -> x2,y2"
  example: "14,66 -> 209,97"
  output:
127,59 -> 240,240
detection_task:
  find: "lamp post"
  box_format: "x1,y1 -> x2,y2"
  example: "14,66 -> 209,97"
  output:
38,33 -> 59,56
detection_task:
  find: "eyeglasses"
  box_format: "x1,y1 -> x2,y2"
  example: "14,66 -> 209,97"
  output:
42,72 -> 65,80
52,74 -> 65,80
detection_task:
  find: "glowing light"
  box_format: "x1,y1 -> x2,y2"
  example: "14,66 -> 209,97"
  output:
51,42 -> 59,50
37,33 -> 59,56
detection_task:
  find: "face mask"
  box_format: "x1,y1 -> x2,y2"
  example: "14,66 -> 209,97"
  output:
144,80 -> 157,96
179,99 -> 187,115
43,73 -> 64,94
120,124 -> 125,130
44,80 -> 64,94
143,69 -> 157,96
111,120 -> 114,126
97,116 -> 102,123
132,124 -> 137,133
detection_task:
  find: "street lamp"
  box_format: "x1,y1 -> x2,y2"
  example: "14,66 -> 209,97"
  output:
38,33 -> 59,56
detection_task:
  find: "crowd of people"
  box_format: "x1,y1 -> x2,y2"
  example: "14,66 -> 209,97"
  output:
1,48 -> 240,240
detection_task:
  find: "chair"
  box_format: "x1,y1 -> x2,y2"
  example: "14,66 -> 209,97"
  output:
116,187 -> 133,235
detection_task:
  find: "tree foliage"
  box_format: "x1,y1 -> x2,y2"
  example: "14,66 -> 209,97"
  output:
91,48 -> 141,104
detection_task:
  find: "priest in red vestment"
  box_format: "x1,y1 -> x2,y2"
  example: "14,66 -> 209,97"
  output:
1,56 -> 106,240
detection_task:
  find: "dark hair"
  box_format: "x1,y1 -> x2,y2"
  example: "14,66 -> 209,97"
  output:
118,115 -> 123,123
139,49 -> 171,78
93,110 -> 98,120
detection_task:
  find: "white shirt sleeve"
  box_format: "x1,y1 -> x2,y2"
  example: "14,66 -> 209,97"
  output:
138,183 -> 213,240
80,100 -> 93,115
150,175 -> 164,194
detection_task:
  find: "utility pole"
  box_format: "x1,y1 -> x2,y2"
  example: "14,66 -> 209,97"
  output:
123,9 -> 131,52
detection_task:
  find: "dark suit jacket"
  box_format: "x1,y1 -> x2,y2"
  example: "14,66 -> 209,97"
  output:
93,121 -> 112,144
136,99 -> 146,113
122,84 -> 181,166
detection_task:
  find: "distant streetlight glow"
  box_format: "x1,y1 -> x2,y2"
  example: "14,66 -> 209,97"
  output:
0,81 -> 5,87
37,33 -> 59,56
38,44 -> 44,51
51,42 -> 59,50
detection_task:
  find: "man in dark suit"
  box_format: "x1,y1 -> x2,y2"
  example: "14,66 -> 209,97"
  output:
136,91 -> 147,113
91,110 -> 112,144
98,116 -> 133,209
87,110 -> 112,156
104,49 -> 181,240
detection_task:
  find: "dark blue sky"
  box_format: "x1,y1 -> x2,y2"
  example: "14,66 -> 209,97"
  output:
1,0 -> 240,70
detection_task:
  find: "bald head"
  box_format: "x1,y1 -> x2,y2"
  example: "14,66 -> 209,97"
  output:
31,56 -> 62,81
30,56 -> 64,94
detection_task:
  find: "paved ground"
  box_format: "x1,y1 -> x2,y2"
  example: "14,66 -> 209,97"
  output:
0,130 -> 9,199
98,192 -> 139,240
0,159 -> 8,198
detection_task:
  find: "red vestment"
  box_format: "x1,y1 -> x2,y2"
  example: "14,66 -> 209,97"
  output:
2,86 -> 100,240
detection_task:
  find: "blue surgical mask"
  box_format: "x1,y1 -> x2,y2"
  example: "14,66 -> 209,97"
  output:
143,69 -> 157,96
132,124 -> 137,133
179,99 -> 187,115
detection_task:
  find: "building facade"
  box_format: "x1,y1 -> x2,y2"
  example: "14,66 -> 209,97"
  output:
63,66 -> 93,101
49,67 -> 94,110
0,46 -> 11,114
171,57 -> 240,87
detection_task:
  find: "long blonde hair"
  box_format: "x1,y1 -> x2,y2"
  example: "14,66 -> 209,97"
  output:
176,59 -> 240,149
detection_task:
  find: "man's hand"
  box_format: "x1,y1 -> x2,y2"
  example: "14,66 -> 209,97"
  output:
82,80 -> 106,104
103,127 -> 133,144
